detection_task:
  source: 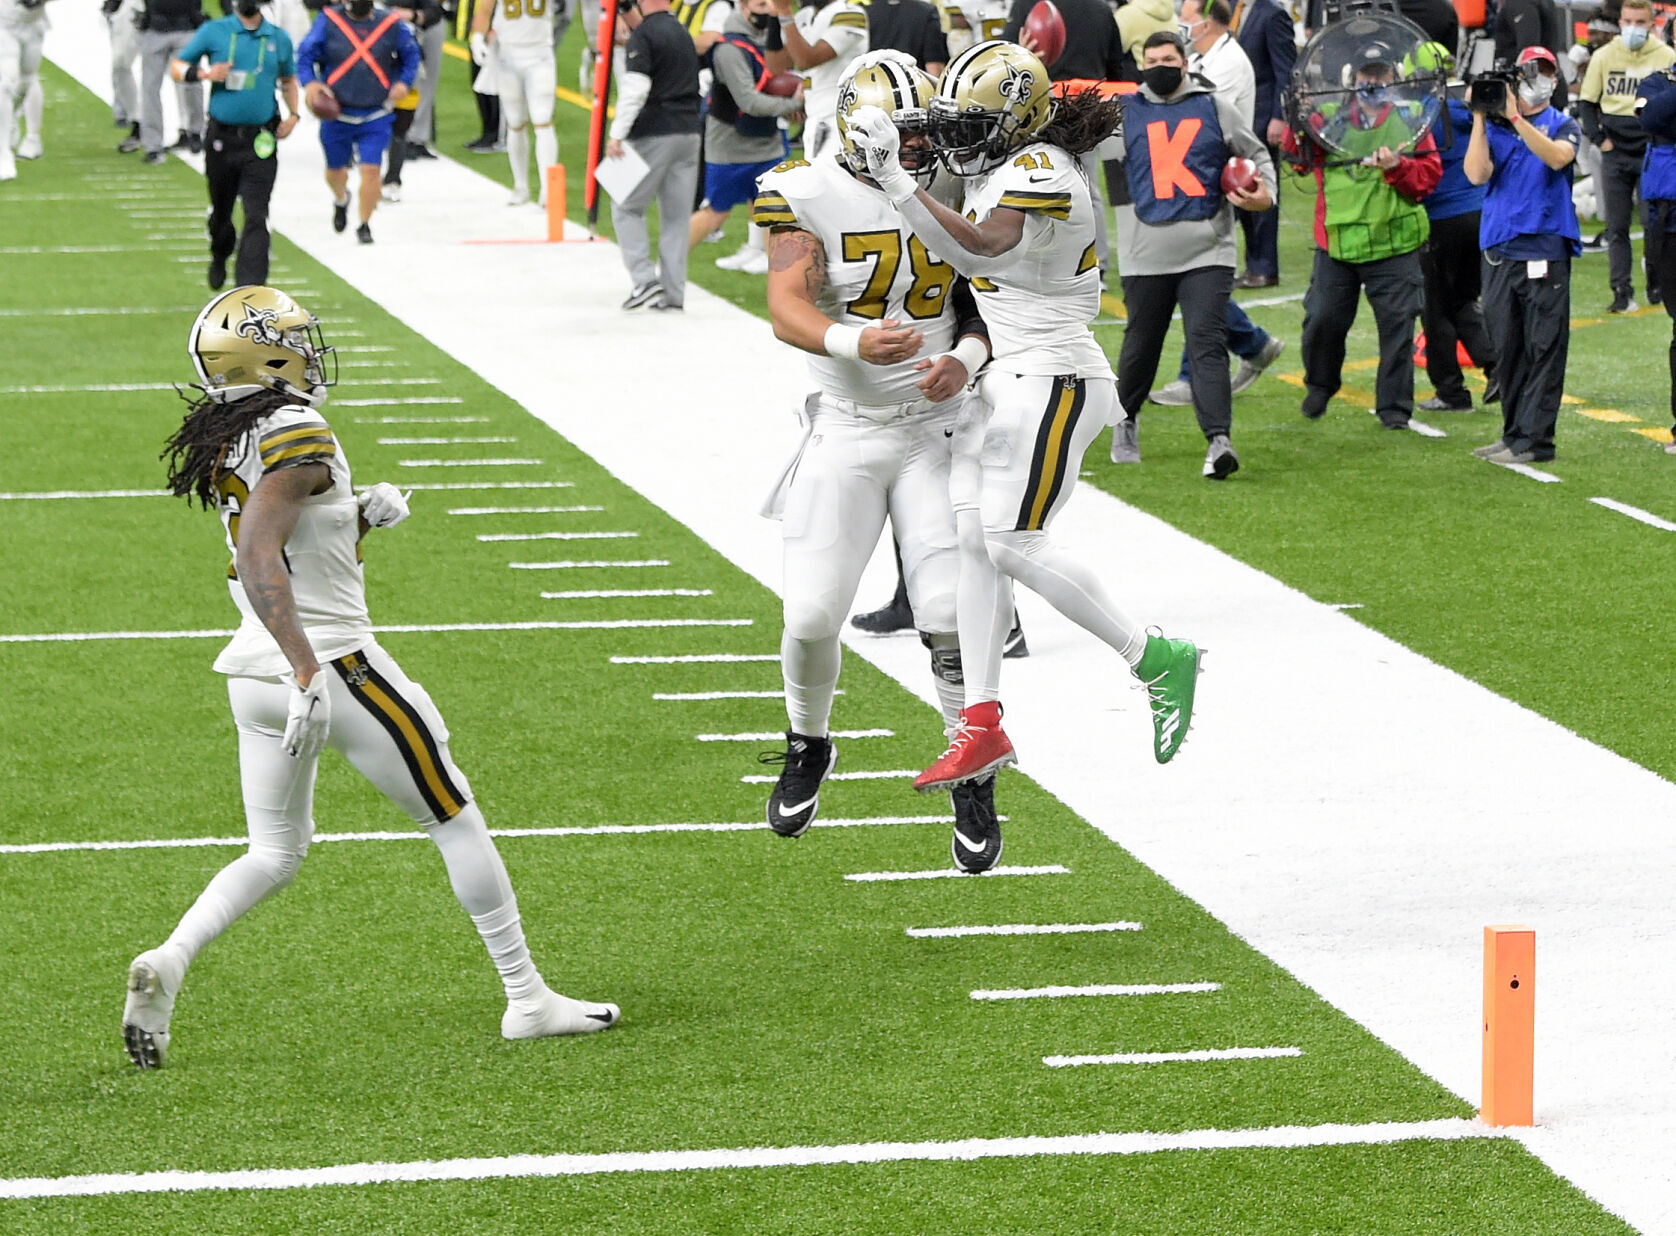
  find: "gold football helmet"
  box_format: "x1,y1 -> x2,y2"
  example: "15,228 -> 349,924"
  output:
930,40 -> 1054,174
835,55 -> 940,181
187,286 -> 336,406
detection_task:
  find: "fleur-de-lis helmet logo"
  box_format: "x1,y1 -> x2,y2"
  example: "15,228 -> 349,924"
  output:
996,61 -> 1035,105
234,302 -> 282,347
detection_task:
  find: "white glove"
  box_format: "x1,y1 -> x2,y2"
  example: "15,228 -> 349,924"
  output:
470,31 -> 489,65
358,482 -> 411,528
847,48 -> 920,75
282,673 -> 331,761
846,105 -> 917,203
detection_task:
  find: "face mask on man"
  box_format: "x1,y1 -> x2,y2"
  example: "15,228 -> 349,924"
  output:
346,0 -> 374,17
1143,64 -> 1184,96
235,0 -> 262,15
1177,20 -> 1199,43
1623,25 -> 1650,50
750,9 -> 774,27
1518,78 -> 1553,108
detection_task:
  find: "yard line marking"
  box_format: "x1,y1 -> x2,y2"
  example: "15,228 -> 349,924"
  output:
377,436 -> 517,445
336,397 -> 465,406
399,458 -> 543,468
742,768 -> 912,783
0,815 -> 958,854
0,382 -> 176,393
343,378 -> 442,386
450,505 -> 601,515
0,489 -> 168,501
338,361 -> 410,369
355,415 -> 487,423
1044,1046 -> 1303,1068
655,687 -> 820,700
0,244 -> 149,253
1328,602 -> 1365,610
1590,497 -> 1676,531
907,922 -> 1142,939
1406,420 -> 1447,439
699,728 -> 892,742
848,865 -> 1069,883
615,653 -> 779,664
544,588 -> 710,599
0,618 -> 752,644
971,981 -> 1219,1000
478,530 -> 637,542
511,558 -> 665,569
407,482 -> 574,491
0,305 -> 198,317
1500,463 -> 1562,484
0,1118 -> 1504,1199
342,346 -> 396,354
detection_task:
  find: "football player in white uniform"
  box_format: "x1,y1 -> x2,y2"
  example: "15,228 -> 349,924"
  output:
754,54 -> 1007,872
471,0 -> 559,205
937,0 -> 1007,58
0,0 -> 48,180
122,287 -> 618,1069
772,0 -> 867,161
846,41 -> 1204,790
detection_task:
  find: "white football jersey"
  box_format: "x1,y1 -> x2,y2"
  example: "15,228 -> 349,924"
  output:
0,0 -> 48,29
794,1 -> 867,129
211,405 -> 374,678
489,0 -> 555,50
938,0 -> 1007,42
959,141 -> 1110,378
754,155 -> 961,408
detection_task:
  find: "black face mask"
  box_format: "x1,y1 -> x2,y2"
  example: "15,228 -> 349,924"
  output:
346,0 -> 373,16
749,10 -> 773,27
1142,65 -> 1183,97
235,0 -> 261,17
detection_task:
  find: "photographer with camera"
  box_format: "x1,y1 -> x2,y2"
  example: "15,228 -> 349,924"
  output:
1463,45 -> 1581,464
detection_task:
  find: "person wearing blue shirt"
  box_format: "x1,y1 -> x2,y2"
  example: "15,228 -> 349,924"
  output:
172,0 -> 299,291
296,1 -> 420,244
1636,65 -> 1676,452
1464,45 -> 1581,464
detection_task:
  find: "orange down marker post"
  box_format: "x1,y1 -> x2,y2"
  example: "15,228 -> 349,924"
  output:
1481,925 -> 1535,1126
546,165 -> 567,243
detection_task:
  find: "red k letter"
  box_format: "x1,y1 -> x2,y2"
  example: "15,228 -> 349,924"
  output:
1147,118 -> 1207,199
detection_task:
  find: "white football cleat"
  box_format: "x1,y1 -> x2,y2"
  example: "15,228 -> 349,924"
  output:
0,154 -> 15,182
122,947 -> 184,1069
508,187 -> 531,207
501,987 -> 620,1039
16,134 -> 42,160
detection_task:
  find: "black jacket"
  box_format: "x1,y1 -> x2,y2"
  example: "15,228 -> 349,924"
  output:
1237,0 -> 1296,132
1002,0 -> 1125,82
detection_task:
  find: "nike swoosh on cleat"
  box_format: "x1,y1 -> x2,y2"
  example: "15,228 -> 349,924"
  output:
953,828 -> 988,853
586,1011 -> 614,1023
777,795 -> 818,818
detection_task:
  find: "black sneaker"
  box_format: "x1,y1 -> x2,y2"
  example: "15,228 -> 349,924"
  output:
1418,395 -> 1471,411
1483,375 -> 1501,405
950,774 -> 1001,873
207,255 -> 226,290
463,135 -> 499,153
117,123 -> 141,153
621,282 -> 663,310
1003,618 -> 1029,659
760,731 -> 836,838
1301,389 -> 1329,420
188,133 -> 202,155
332,196 -> 349,233
406,141 -> 437,159
142,150 -> 167,165
1609,293 -> 1639,315
170,130 -> 191,150
356,222 -> 373,244
851,596 -> 913,634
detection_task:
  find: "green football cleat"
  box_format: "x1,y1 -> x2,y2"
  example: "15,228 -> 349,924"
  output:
1135,632 -> 1200,764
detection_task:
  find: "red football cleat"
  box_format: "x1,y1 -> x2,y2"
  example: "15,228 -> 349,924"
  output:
914,701 -> 1017,792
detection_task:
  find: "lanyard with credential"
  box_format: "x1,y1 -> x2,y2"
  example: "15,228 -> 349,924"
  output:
227,27 -> 267,79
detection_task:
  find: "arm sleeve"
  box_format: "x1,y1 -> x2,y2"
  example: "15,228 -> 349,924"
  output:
610,70 -> 652,138
396,22 -> 420,84
295,14 -> 326,85
820,11 -> 868,57
922,8 -> 949,66
1577,98 -> 1601,143
1385,129 -> 1441,200
714,42 -> 801,115
949,276 -> 989,342
1268,10 -> 1296,92
750,178 -> 802,227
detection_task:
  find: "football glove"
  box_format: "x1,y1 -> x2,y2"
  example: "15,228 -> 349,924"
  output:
282,673 -> 331,761
357,482 -> 411,528
470,32 -> 489,65
846,105 -> 917,203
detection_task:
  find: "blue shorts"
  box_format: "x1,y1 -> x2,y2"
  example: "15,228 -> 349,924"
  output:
319,112 -> 395,170
705,153 -> 785,213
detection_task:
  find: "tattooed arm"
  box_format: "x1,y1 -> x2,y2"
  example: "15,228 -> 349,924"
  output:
237,462 -> 331,686
764,226 -> 925,365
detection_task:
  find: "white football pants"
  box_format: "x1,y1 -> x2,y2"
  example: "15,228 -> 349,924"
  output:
493,41 -> 557,195
0,19 -> 45,156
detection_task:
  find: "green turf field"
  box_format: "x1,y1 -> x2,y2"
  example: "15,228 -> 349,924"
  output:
0,55 -> 1662,1234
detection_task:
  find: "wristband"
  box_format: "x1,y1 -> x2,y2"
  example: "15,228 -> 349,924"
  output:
777,13 -> 795,24
823,323 -> 863,360
184,62 -> 201,81
949,336 -> 989,382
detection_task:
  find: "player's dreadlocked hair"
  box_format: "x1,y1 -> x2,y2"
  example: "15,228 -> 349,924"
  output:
1039,87 -> 1122,158
162,388 -> 295,509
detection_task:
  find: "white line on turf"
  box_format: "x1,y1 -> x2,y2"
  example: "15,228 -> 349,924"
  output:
0,382 -> 176,393
699,729 -> 892,742
0,244 -> 150,253
355,415 -> 486,423
452,506 -> 601,516
478,530 -> 636,542
0,489 -> 167,501
511,559 -> 665,569
656,688 -> 822,700
1501,462 -> 1562,483
742,768 -> 911,783
0,305 -> 199,317
907,922 -> 1142,939
615,654 -> 779,663
544,589 -> 710,599
342,346 -> 396,353
336,398 -> 465,406
971,981 -> 1219,1000
0,815 -> 958,854
377,437 -> 516,446
0,618 -> 752,644
399,458 -> 543,468
344,378 -> 442,386
1590,496 -> 1676,531
1044,1047 -> 1303,1068
848,865 -> 1070,883
1328,603 -> 1364,610
408,482 -> 574,491
0,1118 -> 1505,1199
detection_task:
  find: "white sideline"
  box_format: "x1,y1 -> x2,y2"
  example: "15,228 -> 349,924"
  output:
907,922 -> 1144,939
972,982 -> 1219,1000
847,865 -> 1070,883
1590,497 -> 1676,531
545,589 -> 710,599
40,17 -> 1676,1231
616,654 -> 780,664
510,559 -> 667,569
1044,1047 -> 1303,1068
0,1118 -> 1507,1201
0,619 -> 753,643
697,729 -> 891,742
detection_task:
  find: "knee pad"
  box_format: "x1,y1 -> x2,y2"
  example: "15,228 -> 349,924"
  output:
921,630 -> 964,685
248,837 -> 307,888
985,528 -> 1045,578
782,599 -> 843,644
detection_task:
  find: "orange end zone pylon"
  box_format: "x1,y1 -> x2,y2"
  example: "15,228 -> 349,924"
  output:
1481,925 -> 1535,1127
546,164 -> 567,242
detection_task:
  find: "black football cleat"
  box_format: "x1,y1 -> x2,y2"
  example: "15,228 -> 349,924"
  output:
950,774 -> 1001,873
761,731 -> 836,838
356,222 -> 373,245
1003,617 -> 1028,659
851,595 -> 913,634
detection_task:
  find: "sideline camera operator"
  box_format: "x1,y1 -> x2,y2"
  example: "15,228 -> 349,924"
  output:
1463,46 -> 1580,464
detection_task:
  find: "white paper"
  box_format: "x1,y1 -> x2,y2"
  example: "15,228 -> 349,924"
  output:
1527,259 -> 1548,281
595,142 -> 651,203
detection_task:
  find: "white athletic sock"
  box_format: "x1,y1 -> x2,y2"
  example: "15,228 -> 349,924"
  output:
988,529 -> 1147,666
506,126 -> 530,195
431,804 -> 543,1002
955,508 -> 1011,704
745,222 -> 764,253
534,125 -> 557,188
23,79 -> 41,139
781,627 -> 839,737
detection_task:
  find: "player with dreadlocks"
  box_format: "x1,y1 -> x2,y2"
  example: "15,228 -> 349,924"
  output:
125,286 -> 619,1069
843,40 -> 1204,792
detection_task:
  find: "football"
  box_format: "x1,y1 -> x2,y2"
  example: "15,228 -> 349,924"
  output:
762,72 -> 803,98
308,88 -> 341,122
1220,155 -> 1260,196
1022,0 -> 1066,69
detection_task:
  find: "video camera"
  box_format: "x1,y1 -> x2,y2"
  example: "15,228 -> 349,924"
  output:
1467,65 -> 1521,116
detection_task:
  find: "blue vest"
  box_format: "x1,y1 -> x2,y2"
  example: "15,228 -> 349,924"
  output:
1480,107 -> 1582,256
706,34 -> 777,139
1122,91 -> 1226,225
1425,99 -> 1486,222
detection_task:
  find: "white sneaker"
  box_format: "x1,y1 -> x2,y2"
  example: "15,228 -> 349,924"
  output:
0,155 -> 15,182
1231,335 -> 1285,394
1149,379 -> 1193,406
1111,417 -> 1140,463
715,246 -> 753,270
122,947 -> 185,1069
16,134 -> 42,160
501,986 -> 620,1039
703,227 -> 726,243
717,246 -> 768,272
381,182 -> 401,203
508,187 -> 531,207
1202,434 -> 1240,480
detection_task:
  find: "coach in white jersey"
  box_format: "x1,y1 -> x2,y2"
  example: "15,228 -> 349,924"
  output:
122,287 -> 618,1070
472,0 -> 559,205
772,0 -> 867,161
752,52 -> 1005,872
846,40 -> 1204,791
0,0 -> 48,181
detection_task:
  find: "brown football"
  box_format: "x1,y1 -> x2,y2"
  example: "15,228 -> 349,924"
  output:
762,72 -> 803,98
309,89 -> 341,122
1023,0 -> 1066,69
